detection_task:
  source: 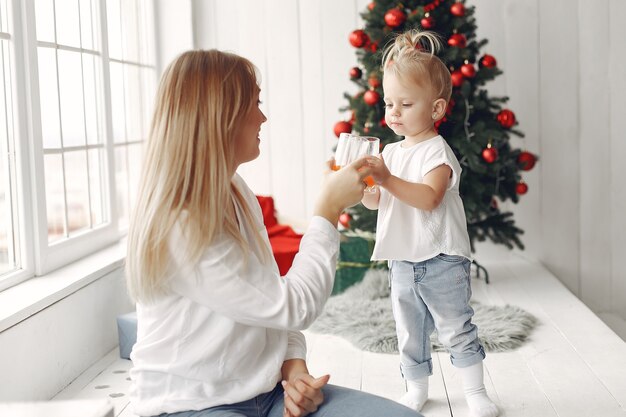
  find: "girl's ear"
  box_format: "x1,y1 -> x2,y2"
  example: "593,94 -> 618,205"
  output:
432,98 -> 447,121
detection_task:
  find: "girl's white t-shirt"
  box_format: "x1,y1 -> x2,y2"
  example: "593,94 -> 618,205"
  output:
371,135 -> 472,262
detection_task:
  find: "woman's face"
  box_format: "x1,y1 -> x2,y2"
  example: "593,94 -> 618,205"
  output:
233,89 -> 267,167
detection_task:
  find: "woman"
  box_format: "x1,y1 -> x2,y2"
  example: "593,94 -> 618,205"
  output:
126,49 -> 421,417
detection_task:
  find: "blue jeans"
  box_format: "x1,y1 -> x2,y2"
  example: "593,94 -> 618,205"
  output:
150,383 -> 422,416
389,255 -> 485,380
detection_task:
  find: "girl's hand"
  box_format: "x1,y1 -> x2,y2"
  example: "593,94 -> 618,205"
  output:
282,374 -> 330,417
366,154 -> 391,186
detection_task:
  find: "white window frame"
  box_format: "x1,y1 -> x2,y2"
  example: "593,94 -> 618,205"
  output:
0,0 -> 35,291
22,0 -> 120,275
0,0 -> 156,289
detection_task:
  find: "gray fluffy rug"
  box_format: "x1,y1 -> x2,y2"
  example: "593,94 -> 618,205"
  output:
310,269 -> 538,353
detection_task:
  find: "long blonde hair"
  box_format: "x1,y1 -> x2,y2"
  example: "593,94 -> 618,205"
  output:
126,50 -> 269,303
381,29 -> 452,102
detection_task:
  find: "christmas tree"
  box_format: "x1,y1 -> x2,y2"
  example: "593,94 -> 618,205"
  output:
334,0 -> 537,255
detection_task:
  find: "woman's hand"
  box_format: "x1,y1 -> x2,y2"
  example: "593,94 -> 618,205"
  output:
282,373 -> 330,417
313,157 -> 372,225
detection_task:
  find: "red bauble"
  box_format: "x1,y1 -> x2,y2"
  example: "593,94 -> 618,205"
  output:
516,182 -> 529,195
518,151 -> 537,171
460,63 -> 476,78
448,33 -> 467,48
482,146 -> 498,163
368,76 -> 381,88
446,98 -> 456,115
333,120 -> 352,137
497,109 -> 516,128
364,90 -> 380,106
368,41 -> 379,52
368,2 -> 376,11
384,8 -> 406,28
424,0 -> 443,12
451,70 -> 464,87
349,67 -> 362,79
480,54 -> 497,68
450,2 -> 465,16
339,213 -> 351,228
421,15 -> 435,29
349,29 -> 369,48
380,117 -> 387,128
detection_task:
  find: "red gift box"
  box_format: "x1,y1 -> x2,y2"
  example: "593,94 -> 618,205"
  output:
256,196 -> 303,276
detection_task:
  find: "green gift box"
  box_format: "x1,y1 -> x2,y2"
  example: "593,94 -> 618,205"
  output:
333,232 -> 381,295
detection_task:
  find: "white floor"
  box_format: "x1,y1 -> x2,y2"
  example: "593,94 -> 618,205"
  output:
54,252 -> 626,417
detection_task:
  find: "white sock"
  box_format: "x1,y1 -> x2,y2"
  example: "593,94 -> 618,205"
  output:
398,376 -> 429,412
458,362 -> 499,417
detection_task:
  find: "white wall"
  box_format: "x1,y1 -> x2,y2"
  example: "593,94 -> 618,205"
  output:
0,268 -> 133,401
184,0 -> 626,331
190,0 -> 371,226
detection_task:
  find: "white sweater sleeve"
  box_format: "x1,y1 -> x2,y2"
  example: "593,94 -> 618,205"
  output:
286,331 -> 307,360
168,216 -> 339,331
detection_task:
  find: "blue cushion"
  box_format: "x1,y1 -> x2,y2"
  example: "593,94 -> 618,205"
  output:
116,311 -> 137,360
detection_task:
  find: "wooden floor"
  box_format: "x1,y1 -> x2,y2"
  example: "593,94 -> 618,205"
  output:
54,251 -> 626,417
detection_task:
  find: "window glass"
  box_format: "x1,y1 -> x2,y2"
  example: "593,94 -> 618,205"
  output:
0,37 -> 19,276
37,47 -> 62,149
55,0 -> 81,47
34,0 -> 55,42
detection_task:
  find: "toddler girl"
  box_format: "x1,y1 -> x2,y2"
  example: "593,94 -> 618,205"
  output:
363,30 -> 499,417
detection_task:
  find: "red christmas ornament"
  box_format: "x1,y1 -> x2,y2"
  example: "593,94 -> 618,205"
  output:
480,54 -> 497,68
518,151 -> 537,171
446,98 -> 456,115
482,145 -> 498,163
448,33 -> 467,48
384,8 -> 406,28
497,109 -> 516,128
460,63 -> 476,78
451,70 -> 464,87
349,67 -> 362,79
424,0 -> 443,13
364,90 -> 380,106
368,76 -> 381,88
368,2 -> 376,11
349,29 -> 369,48
339,212 -> 351,228
421,15 -> 435,29
368,41 -> 379,52
333,120 -> 352,137
450,2 -> 466,17
380,117 -> 387,128
516,181 -> 529,195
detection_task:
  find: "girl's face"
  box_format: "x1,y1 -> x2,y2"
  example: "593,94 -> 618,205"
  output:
233,89 -> 267,167
383,73 -> 440,144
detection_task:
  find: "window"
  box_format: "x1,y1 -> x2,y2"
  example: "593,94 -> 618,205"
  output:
0,0 -> 27,288
0,0 -> 156,290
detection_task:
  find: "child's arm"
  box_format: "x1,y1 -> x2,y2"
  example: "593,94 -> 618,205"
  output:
383,165 -> 451,210
368,155 -> 451,211
361,186 -> 380,209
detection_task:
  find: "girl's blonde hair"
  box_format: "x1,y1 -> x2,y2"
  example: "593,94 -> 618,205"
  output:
126,49 -> 270,303
381,29 -> 452,102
